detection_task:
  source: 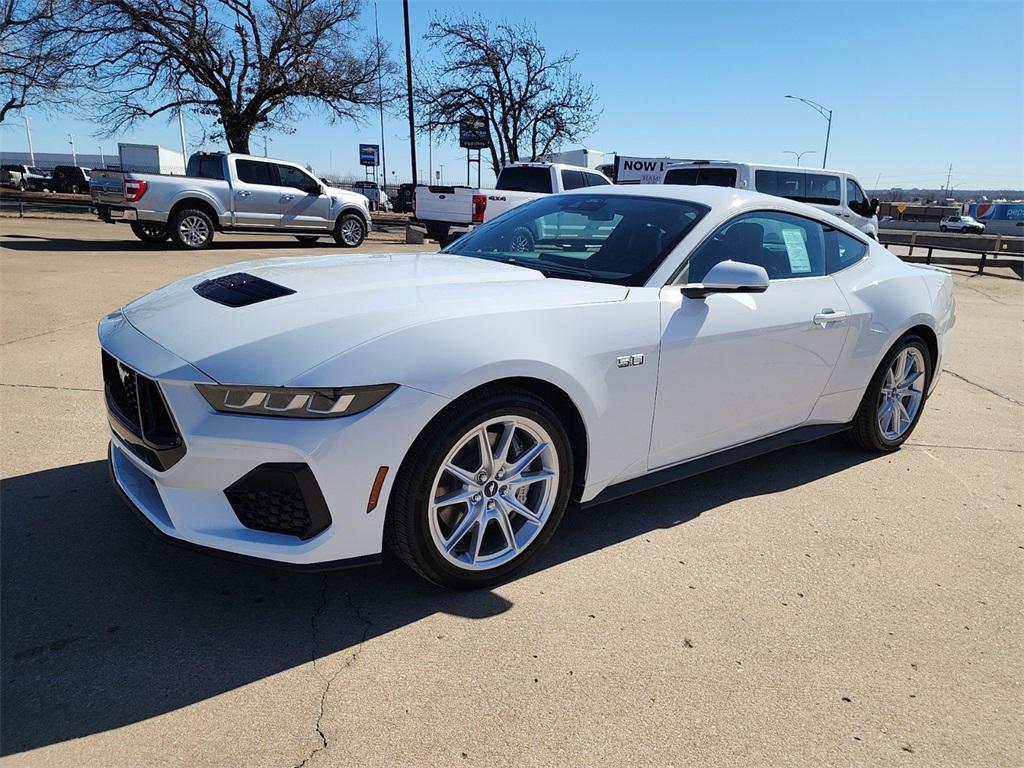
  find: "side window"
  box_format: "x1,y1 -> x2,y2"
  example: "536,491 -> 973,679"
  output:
664,168 -> 699,185
560,170 -> 587,190
826,230 -> 868,273
846,178 -> 867,213
277,165 -> 319,193
235,159 -> 278,186
198,157 -> 224,180
755,169 -> 805,199
805,174 -> 841,205
685,211 -> 827,283
583,172 -> 610,187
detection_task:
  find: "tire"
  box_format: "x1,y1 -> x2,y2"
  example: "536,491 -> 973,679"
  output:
385,387 -> 574,589
848,335 -> 932,452
508,226 -> 536,252
939,225 -> 947,232
169,207 -> 215,249
130,221 -> 169,245
70,184 -> 81,195
425,223 -> 450,243
295,235 -> 321,244
333,212 -> 366,248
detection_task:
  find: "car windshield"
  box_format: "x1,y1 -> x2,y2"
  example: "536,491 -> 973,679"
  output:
443,194 -> 709,286
962,216 -> 977,223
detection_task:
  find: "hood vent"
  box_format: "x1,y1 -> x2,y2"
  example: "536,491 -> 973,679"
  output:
193,272 -> 296,308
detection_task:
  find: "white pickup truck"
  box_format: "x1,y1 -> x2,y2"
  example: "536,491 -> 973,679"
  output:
413,162 -> 611,242
89,151 -> 372,249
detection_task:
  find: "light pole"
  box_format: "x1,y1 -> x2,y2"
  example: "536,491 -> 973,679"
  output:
785,95 -> 832,168
782,150 -> 816,167
23,115 -> 35,166
67,133 -> 76,165
402,0 -> 417,185
373,0 -> 387,194
262,135 -> 270,158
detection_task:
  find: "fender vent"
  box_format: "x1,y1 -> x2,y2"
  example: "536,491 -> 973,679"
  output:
193,272 -> 295,307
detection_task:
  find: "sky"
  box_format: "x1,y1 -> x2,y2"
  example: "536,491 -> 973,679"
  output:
2,0 -> 1022,190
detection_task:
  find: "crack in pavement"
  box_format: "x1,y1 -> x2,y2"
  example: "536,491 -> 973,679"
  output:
943,368 -> 1023,407
0,382 -> 102,393
1,320 -> 94,346
295,574 -> 373,768
907,442 -> 1024,454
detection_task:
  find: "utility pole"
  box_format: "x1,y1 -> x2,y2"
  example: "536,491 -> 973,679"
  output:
67,133 -> 76,165
23,115 -> 34,166
403,0 -> 417,185
178,105 -> 188,159
373,0 -> 387,194
943,164 -> 953,199
263,135 -> 269,158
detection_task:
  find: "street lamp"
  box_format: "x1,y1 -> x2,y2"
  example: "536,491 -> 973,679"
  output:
782,150 -> 816,167
23,116 -> 35,166
67,133 -> 77,165
785,95 -> 832,168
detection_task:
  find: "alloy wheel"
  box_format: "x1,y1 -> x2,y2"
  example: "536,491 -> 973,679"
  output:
340,218 -> 363,246
428,417 -> 559,571
877,347 -> 925,440
178,215 -> 210,247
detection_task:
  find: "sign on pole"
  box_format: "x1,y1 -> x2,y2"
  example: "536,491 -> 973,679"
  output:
896,203 -> 907,214
459,116 -> 490,149
359,144 -> 380,167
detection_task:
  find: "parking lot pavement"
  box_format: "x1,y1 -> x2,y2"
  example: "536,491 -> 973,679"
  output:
2,216 -> 1021,767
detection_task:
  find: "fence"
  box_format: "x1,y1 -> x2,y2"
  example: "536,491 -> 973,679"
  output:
879,230 -> 1023,278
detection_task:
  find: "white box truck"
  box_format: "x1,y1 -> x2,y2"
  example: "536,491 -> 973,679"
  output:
117,143 -> 186,175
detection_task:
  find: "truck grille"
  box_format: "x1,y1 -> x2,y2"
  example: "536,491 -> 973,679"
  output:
102,350 -> 186,471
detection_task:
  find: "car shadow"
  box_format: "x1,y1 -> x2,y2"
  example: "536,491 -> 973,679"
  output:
1,435 -> 877,756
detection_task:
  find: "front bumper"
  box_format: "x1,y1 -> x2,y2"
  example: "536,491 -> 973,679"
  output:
101,311 -> 448,567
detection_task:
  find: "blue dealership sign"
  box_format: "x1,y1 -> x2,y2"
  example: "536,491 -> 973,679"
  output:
359,144 -> 379,167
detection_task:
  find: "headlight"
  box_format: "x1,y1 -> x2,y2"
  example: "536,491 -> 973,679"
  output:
196,383 -> 397,418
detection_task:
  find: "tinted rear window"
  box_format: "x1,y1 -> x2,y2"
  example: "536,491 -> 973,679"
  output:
664,167 -> 738,187
235,159 -> 277,185
187,155 -> 225,180
496,167 -> 553,194
755,170 -> 841,205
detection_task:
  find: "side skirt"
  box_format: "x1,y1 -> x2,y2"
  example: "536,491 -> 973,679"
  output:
582,423 -> 851,508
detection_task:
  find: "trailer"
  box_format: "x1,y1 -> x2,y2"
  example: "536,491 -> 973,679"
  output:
117,144 -> 186,175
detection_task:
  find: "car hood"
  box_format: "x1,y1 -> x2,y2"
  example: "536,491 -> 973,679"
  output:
122,252 -> 628,385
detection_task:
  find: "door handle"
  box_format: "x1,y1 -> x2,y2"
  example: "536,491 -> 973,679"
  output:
236,190 -> 251,198
813,309 -> 848,327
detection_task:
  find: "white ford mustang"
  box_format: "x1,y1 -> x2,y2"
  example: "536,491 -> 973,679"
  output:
99,185 -> 955,587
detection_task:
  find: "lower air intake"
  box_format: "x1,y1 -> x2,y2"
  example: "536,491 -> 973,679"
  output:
224,463 -> 331,540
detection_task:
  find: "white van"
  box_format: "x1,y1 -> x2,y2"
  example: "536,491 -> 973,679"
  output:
663,161 -> 880,238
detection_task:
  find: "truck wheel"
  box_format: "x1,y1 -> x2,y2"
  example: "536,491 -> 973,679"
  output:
130,222 -> 169,245
508,226 -> 536,252
295,236 -> 321,244
333,213 -> 366,248
425,223 -> 450,243
170,208 -> 215,249
939,225 -> 947,232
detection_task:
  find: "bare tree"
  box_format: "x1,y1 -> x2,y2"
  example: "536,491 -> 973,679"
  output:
0,0 -> 80,122
72,0 -> 394,153
418,14 -> 599,175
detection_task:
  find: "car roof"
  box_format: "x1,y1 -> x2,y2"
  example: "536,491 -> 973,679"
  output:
557,183 -> 870,239
667,160 -> 854,176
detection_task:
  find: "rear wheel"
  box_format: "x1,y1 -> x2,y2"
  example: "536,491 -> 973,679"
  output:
939,225 -> 947,232
333,212 -> 366,248
848,335 -> 931,452
294,235 -> 321,244
170,208 -> 215,249
385,388 -> 573,589
130,221 -> 169,245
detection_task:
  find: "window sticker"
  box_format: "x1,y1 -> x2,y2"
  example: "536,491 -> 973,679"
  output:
782,228 -> 812,273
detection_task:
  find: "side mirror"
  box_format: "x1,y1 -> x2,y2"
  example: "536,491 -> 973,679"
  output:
869,198 -> 880,217
681,260 -> 770,299
314,184 -> 325,196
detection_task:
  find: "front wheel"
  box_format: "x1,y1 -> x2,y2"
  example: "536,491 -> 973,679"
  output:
385,388 -> 574,588
939,225 -> 947,232
333,212 -> 366,248
130,221 -> 169,244
848,335 -> 931,452
170,208 -> 215,249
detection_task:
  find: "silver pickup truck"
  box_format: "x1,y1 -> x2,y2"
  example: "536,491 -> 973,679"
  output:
90,151 -> 372,249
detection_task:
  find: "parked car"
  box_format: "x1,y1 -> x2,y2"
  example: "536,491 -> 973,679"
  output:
414,162 -> 611,243
50,165 -> 92,194
352,180 -> 390,212
1,163 -> 50,191
663,161 -> 881,239
89,151 -> 371,249
939,215 -> 985,234
100,185 -> 954,587
393,182 -> 416,214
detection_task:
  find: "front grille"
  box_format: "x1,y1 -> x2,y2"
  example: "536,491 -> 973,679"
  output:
102,351 -> 185,471
225,464 -> 332,540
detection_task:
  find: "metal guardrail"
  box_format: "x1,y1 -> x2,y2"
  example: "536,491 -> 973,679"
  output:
878,230 -> 1023,278
1,194 -> 94,216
